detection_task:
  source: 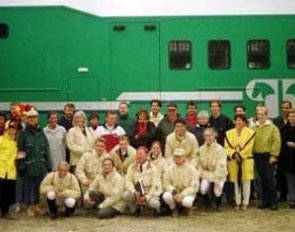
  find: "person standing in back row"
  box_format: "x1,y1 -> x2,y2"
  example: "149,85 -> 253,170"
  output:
209,100 -> 234,205
185,101 -> 198,133
149,99 -> 164,127
252,106 -> 281,211
117,102 -> 136,141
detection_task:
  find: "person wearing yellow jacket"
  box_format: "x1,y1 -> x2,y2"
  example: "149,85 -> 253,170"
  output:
148,141 -> 168,181
0,121 -> 18,219
84,157 -> 126,219
40,161 -> 81,219
225,115 -> 255,210
252,106 -> 281,210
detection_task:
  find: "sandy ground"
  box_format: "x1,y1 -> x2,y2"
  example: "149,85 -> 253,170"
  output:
1,203 -> 295,232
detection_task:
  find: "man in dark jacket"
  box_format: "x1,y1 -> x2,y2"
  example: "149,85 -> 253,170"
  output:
18,109 -> 51,217
117,102 -> 136,140
156,103 -> 180,153
58,103 -> 75,132
274,100 -> 292,201
281,109 -> 295,208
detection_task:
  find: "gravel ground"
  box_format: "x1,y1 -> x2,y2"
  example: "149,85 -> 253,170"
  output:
1,203 -> 295,232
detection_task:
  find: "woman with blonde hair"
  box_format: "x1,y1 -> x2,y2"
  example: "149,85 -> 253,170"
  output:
67,111 -> 96,173
252,106 -> 281,210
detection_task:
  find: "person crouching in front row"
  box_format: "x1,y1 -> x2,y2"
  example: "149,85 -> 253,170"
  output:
162,148 -> 200,216
40,161 -> 81,219
83,158 -> 126,219
198,128 -> 228,211
123,146 -> 162,217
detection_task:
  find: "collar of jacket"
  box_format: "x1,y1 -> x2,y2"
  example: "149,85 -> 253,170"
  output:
102,123 -> 118,129
103,170 -> 116,180
119,114 -> 129,120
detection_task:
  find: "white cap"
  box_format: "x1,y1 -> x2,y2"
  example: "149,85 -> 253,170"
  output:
173,148 -> 186,156
26,109 -> 39,117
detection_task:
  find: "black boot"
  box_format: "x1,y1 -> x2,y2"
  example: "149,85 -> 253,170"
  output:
47,198 -> 58,219
215,196 -> 222,211
203,194 -> 211,209
64,206 -> 75,217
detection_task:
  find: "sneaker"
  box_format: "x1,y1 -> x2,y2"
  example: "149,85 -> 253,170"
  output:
34,205 -> 46,216
49,212 -> 58,220
241,205 -> 248,210
185,208 -> 193,216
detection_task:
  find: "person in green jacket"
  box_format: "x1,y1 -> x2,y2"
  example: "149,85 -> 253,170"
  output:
117,102 -> 136,140
17,109 -> 51,217
252,106 -> 281,210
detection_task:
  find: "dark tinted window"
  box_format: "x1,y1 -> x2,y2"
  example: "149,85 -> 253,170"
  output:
0,23 -> 8,39
287,39 -> 295,69
208,40 -> 231,69
169,41 -> 192,70
247,40 -> 270,69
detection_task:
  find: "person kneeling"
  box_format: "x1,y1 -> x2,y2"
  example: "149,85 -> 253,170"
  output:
162,148 -> 199,216
198,128 -> 228,211
84,158 -> 126,219
123,146 -> 162,217
40,161 -> 81,219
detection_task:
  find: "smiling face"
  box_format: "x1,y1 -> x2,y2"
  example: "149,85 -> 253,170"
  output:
151,102 -> 160,115
102,159 -> 114,175
198,115 -> 209,126
174,155 -> 186,166
235,107 -> 246,116
75,114 -> 85,127
94,141 -> 106,155
175,122 -> 186,137
282,102 -> 291,118
256,109 -> 267,123
64,106 -> 75,120
58,164 -> 69,179
136,148 -> 147,165
27,116 -> 38,127
48,113 -> 58,127
288,112 -> 295,126
106,113 -> 117,127
235,117 -> 246,130
151,142 -> 161,157
119,103 -> 129,116
203,129 -> 215,146
210,102 -> 221,116
187,105 -> 197,115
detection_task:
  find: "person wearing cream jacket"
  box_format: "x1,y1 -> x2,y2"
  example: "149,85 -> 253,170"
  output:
40,161 -> 81,219
84,157 -> 126,219
162,148 -> 200,216
66,111 -> 96,172
199,128 -> 228,211
123,146 -> 162,217
165,118 -> 199,168
109,136 -> 136,176
148,141 -> 168,181
75,137 -> 109,194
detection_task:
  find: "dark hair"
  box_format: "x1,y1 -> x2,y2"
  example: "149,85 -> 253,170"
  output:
186,101 -> 197,109
150,99 -> 162,108
89,112 -> 100,120
0,112 -> 7,121
174,118 -> 187,125
234,114 -> 248,123
151,140 -> 162,149
282,100 -> 292,108
10,102 -> 20,107
137,146 -> 149,154
234,105 -> 246,113
136,108 -> 149,120
119,101 -> 129,108
102,157 -> 115,166
209,100 -> 221,108
105,110 -> 116,118
119,135 -> 130,143
47,111 -> 59,119
64,103 -> 75,110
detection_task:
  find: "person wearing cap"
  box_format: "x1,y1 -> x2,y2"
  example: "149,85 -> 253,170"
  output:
0,121 -> 18,219
156,102 -> 180,152
40,161 -> 81,219
43,111 -> 67,171
162,148 -> 199,216
110,135 -> 136,176
123,146 -> 162,217
76,137 -> 110,194
67,111 -> 97,173
149,99 -> 164,127
17,109 -> 51,217
88,112 -> 100,131
199,128 -> 228,211
84,157 -> 126,219
252,106 -> 281,210
117,102 -> 136,141
165,118 -> 199,168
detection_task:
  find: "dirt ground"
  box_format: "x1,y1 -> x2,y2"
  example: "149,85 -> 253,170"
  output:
1,203 -> 295,232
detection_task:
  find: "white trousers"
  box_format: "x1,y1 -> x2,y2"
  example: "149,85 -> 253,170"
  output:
47,191 -> 76,208
162,191 -> 195,210
234,181 -> 251,206
122,191 -> 161,213
200,179 -> 224,197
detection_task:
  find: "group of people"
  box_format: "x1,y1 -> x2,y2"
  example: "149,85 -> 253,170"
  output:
0,99 -> 294,220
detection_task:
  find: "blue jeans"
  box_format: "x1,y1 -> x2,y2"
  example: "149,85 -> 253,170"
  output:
24,175 -> 44,205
